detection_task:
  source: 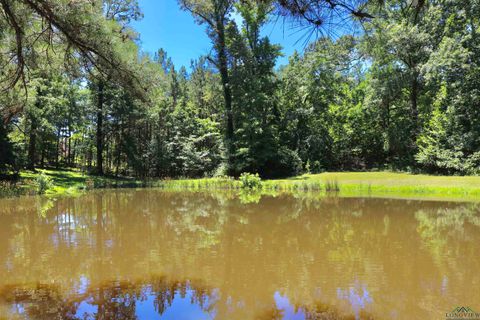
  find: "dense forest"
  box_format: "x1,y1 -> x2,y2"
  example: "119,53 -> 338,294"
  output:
1,0 -> 479,179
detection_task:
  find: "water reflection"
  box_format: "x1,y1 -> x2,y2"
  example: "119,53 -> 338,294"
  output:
336,282 -> 373,319
0,279 -> 216,320
0,191 -> 479,319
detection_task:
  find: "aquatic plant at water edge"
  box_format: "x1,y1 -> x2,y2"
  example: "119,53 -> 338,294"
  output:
239,173 -> 262,190
325,180 -> 340,192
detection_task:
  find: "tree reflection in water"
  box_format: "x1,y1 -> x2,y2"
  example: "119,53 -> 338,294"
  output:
0,190 -> 478,319
0,278 -> 216,320
0,279 -> 371,320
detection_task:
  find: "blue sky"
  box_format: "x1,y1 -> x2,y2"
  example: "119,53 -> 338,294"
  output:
131,0 -> 314,69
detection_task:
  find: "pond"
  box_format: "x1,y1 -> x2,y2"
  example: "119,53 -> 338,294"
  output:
0,190 -> 479,319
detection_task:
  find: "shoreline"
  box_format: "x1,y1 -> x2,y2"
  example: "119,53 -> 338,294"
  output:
2,170 -> 480,202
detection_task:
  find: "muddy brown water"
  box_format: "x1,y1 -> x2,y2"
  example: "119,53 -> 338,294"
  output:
0,190 -> 479,319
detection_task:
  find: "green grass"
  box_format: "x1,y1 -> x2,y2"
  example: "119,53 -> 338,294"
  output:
2,170 -> 480,201
155,171 -> 480,201
13,169 -> 145,197
275,172 -> 480,200
21,169 -> 86,195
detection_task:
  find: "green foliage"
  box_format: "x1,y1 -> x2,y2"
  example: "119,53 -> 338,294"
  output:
414,1 -> 480,175
1,0 -> 480,181
35,173 -> 53,194
0,181 -> 23,198
278,36 -> 383,171
226,0 -> 297,178
239,172 -> 262,190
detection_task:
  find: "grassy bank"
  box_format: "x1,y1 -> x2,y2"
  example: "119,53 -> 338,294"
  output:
2,170 -> 480,201
0,169 -> 146,198
155,172 -> 480,201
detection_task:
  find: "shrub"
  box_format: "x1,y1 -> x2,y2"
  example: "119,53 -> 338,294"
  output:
0,181 -> 23,197
239,172 -> 262,190
464,152 -> 480,175
35,173 -> 53,194
85,178 -> 95,190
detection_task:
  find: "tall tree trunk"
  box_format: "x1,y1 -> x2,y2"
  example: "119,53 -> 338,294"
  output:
116,129 -> 121,177
27,120 -> 36,170
71,139 -> 76,167
56,127 -> 60,169
67,125 -> 72,166
106,142 -> 110,174
96,81 -> 104,175
88,144 -> 93,170
40,142 -> 45,169
216,18 -> 235,169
